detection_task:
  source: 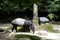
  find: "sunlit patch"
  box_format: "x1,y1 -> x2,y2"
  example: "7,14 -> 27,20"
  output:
17,26 -> 22,30
7,26 -> 22,32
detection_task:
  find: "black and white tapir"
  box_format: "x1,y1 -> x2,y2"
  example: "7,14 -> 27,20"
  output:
11,18 -> 35,33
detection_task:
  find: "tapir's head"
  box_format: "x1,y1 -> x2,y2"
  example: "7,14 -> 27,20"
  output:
30,23 -> 35,34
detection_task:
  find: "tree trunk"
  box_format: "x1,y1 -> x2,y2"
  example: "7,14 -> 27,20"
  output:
33,3 -> 39,30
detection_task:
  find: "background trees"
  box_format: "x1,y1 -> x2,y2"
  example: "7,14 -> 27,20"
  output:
38,0 -> 60,21
0,0 -> 60,23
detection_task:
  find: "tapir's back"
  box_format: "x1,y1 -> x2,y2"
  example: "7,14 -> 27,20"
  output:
12,18 -> 26,25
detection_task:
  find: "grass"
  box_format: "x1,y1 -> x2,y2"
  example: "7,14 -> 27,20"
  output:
51,21 -> 60,25
7,23 -> 55,32
15,34 -> 42,40
0,29 -> 4,32
7,23 -> 54,32
41,23 -> 54,32
6,26 -> 22,32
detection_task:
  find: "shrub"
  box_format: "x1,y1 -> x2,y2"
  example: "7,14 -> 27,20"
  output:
15,34 -> 42,40
0,29 -> 4,32
41,23 -> 54,32
48,13 -> 54,21
45,23 -> 54,32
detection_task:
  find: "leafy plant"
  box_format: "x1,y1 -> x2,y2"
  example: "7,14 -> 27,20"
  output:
15,34 -> 42,40
7,26 -> 22,32
48,13 -> 54,21
0,29 -> 4,32
41,23 -> 54,32
45,23 -> 54,32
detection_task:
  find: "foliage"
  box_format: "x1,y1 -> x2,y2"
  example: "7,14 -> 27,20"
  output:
0,0 -> 60,14
15,34 -> 42,40
7,26 -> 22,32
45,23 -> 54,32
39,0 -> 60,12
48,13 -> 54,20
0,29 -> 4,32
7,26 -> 12,31
0,0 -> 40,13
0,0 -> 60,13
54,15 -> 59,20
17,26 -> 22,31
41,23 -> 54,32
0,0 -> 60,22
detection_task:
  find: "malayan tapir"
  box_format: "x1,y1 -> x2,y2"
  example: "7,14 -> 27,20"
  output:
11,18 -> 35,33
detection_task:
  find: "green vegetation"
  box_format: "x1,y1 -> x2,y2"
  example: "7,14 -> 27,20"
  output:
41,23 -> 60,33
7,23 -> 54,32
41,23 -> 54,32
0,0 -> 60,40
0,0 -> 60,22
45,23 -> 54,32
0,29 -> 4,32
48,13 -> 54,21
15,34 -> 42,40
0,0 -> 40,13
7,26 -> 22,32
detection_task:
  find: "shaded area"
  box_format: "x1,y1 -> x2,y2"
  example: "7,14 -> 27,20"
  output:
15,34 -> 42,40
38,9 -> 60,21
0,8 -> 33,23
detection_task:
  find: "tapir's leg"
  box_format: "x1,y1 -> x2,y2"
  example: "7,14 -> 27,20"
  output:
23,21 -> 30,32
12,25 -> 14,32
14,25 -> 17,32
12,23 -> 18,32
